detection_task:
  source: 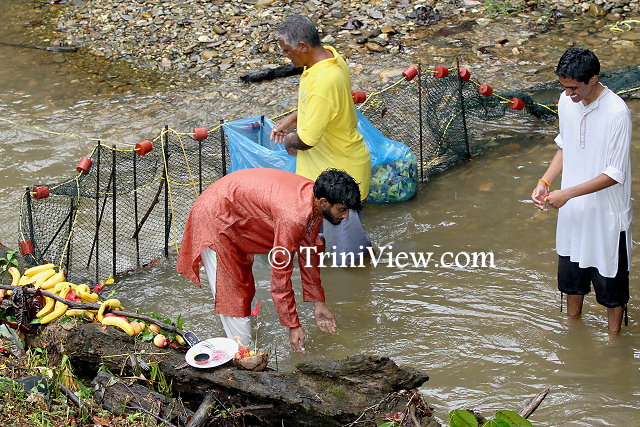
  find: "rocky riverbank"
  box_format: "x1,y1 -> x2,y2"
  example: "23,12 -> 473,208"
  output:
33,0 -> 639,90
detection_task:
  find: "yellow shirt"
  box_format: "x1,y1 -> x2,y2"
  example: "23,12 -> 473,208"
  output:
296,46 -> 371,200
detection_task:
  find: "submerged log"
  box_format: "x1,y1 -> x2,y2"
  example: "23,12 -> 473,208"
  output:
27,321 -> 439,426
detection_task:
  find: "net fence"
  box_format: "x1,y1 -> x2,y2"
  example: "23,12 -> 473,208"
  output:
16,63 -> 639,282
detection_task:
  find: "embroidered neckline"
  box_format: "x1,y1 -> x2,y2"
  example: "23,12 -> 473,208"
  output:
305,198 -> 322,235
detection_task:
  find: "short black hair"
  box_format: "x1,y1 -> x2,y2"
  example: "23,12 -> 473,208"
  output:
313,169 -> 362,211
275,15 -> 321,48
555,48 -> 600,83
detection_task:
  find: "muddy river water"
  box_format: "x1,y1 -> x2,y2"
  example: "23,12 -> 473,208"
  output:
1,2 -> 640,425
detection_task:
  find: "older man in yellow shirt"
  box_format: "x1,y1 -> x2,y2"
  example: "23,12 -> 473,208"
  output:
271,15 -> 371,258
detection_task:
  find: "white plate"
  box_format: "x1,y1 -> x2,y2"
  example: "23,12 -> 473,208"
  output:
185,337 -> 239,369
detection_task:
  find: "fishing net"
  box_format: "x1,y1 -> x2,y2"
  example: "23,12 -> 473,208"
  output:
16,63 -> 640,282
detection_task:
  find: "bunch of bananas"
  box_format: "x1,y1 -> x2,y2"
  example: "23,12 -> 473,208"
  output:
8,263 -> 135,336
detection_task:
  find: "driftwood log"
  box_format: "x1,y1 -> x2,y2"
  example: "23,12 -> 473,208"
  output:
92,371 -> 192,426
27,321 -> 440,426
239,64 -> 303,83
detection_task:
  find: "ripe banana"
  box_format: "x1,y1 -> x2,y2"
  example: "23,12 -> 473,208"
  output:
8,267 -> 20,287
65,309 -> 96,320
27,269 -> 56,287
36,296 -> 55,318
24,263 -> 56,277
39,284 -> 71,325
101,316 -> 135,335
97,299 -> 123,322
40,271 -> 65,290
53,281 -> 75,294
75,284 -> 99,302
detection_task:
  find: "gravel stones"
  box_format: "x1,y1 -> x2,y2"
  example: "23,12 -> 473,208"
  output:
41,0 -> 639,92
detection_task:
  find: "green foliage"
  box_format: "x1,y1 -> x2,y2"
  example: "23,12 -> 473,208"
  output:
449,409 -> 533,427
139,329 -> 155,342
483,0 -> 527,17
0,250 -> 19,276
127,412 -> 143,422
449,409 -> 479,427
483,410 -> 533,427
378,422 -> 401,427
148,361 -> 172,398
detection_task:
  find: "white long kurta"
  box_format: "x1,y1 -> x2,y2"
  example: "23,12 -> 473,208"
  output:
555,85 -> 633,278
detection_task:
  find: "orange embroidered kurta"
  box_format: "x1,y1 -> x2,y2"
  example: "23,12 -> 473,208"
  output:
176,168 -> 324,328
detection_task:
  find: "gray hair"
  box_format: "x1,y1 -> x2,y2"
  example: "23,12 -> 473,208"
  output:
275,15 -> 321,48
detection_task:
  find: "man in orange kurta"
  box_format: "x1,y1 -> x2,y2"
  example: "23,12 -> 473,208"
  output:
176,168 -> 362,352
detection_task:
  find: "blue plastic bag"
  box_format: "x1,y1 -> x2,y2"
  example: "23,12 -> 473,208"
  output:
223,116 -> 296,174
222,112 -> 417,202
357,110 -> 418,203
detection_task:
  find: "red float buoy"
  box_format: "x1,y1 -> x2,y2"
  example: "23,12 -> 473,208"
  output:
351,91 -> 367,104
193,127 -> 208,140
19,240 -> 35,255
434,65 -> 449,78
76,157 -> 92,174
478,83 -> 493,97
458,66 -> 471,81
509,97 -> 526,110
402,65 -> 418,81
32,185 -> 50,199
135,140 -> 153,155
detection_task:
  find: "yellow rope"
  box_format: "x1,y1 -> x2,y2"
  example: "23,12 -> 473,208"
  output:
364,75 -> 409,103
57,175 -> 82,267
0,118 -> 137,147
617,86 -> 640,95
609,19 -> 640,32
165,127 -> 199,198
270,108 -> 297,121
160,130 -> 180,256
16,191 -> 39,264
424,115 -> 458,169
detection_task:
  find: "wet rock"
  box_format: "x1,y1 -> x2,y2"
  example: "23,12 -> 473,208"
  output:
381,25 -> 396,34
377,66 -> 406,80
365,41 -> 386,52
321,34 -> 335,43
368,9 -> 384,19
620,31 -> 640,41
200,50 -> 217,61
212,24 -> 227,35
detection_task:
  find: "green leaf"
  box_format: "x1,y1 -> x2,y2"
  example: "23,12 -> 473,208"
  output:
492,410 -> 533,427
140,331 -> 155,342
449,409 -> 478,427
176,314 -> 183,329
483,419 -> 511,427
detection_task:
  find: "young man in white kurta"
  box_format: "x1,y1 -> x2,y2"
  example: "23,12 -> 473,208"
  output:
531,48 -> 633,335
555,87 -> 632,276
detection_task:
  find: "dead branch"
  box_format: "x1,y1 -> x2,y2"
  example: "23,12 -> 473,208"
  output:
518,387 -> 549,419
0,284 -> 184,336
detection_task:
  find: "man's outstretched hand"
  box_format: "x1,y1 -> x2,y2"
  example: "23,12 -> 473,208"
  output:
289,327 -> 305,353
314,302 -> 337,333
270,113 -> 297,143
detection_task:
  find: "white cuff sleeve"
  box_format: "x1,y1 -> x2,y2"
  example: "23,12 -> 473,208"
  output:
603,166 -> 625,184
554,133 -> 563,148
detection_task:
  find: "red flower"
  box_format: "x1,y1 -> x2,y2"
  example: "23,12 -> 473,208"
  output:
251,299 -> 261,316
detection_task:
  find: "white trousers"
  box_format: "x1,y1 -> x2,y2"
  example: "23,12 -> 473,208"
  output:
201,248 -> 252,346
